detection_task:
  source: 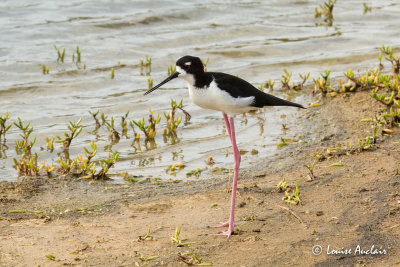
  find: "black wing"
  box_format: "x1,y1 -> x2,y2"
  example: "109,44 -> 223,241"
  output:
210,72 -> 305,109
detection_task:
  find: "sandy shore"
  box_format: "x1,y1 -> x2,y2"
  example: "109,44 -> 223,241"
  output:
1,90 -> 400,266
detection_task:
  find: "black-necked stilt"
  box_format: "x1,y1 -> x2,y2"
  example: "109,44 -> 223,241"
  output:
145,55 -> 305,238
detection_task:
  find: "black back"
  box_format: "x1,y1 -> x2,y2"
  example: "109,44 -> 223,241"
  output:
207,72 -> 304,109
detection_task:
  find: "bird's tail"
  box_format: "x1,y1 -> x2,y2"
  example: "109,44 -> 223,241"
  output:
259,92 -> 305,109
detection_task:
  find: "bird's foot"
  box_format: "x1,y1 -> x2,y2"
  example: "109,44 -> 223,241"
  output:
215,229 -> 233,238
209,221 -> 229,228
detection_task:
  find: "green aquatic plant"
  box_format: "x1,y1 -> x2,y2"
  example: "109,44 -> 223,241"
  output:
315,0 -> 336,26
379,44 -> 400,75
100,112 -> 108,125
111,68 -> 115,79
121,111 -> 129,137
280,69 -> 309,90
94,151 -> 119,179
13,153 -> 40,176
132,109 -> 161,141
186,168 -> 202,178
41,161 -> 56,177
45,137 -> 54,152
75,46 -> 81,64
167,65 -> 176,76
55,118 -> 82,149
148,77 -> 153,89
313,70 -> 332,96
41,65 -> 49,75
89,110 -> 101,130
54,45 -> 65,63
14,118 -> 36,155
294,73 -> 310,90
363,3 -> 372,14
202,57 -> 210,72
129,120 -> 141,140
265,79 -> 275,91
0,112 -> 12,143
280,68 -> 292,90
164,99 -> 191,135
105,116 -> 121,142
57,157 -> 74,175
140,55 -> 152,75
74,141 -> 97,176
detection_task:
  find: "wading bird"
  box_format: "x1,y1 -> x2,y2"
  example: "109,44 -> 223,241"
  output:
144,55 -> 304,238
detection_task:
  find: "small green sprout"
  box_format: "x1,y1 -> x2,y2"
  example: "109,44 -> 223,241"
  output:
178,252 -> 212,266
100,112 -> 108,125
45,137 -> 54,152
94,151 -> 119,179
277,137 -> 288,147
138,227 -> 154,241
313,70 -> 331,95
304,161 -> 317,181
42,65 -> 50,74
363,3 -> 372,14
111,68 -> 115,79
75,46 -> 81,63
13,153 -> 40,176
140,55 -> 152,75
283,184 -> 300,205
139,255 -> 158,261
315,0 -> 336,26
89,110 -> 101,130
167,65 -> 176,75
57,157 -> 75,175
280,68 -> 292,90
202,57 -> 210,72
121,111 -> 129,137
45,254 -> 56,261
105,116 -> 121,142
276,178 -> 289,192
55,118 -> 82,149
14,117 -> 36,155
41,161 -> 56,177
186,168 -> 202,178
75,141 -> 97,176
0,111 -> 12,143
148,77 -> 153,89
132,109 -> 161,141
54,45 -> 65,62
265,79 -> 275,91
171,227 -> 195,247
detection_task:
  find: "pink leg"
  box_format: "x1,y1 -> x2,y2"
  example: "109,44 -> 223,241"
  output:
209,114 -> 233,228
211,116 -> 241,238
223,113 -> 233,143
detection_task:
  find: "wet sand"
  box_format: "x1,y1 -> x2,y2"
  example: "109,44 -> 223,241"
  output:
1,89 -> 400,266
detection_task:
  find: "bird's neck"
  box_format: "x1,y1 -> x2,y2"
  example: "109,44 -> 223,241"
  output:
191,72 -> 213,89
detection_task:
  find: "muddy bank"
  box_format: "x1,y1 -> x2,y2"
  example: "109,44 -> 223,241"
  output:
1,90 -> 400,266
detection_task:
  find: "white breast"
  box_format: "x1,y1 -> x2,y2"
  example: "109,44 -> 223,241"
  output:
186,80 -> 256,116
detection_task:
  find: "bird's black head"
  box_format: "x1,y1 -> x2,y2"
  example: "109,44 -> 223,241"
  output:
144,55 -> 204,95
175,55 -> 204,75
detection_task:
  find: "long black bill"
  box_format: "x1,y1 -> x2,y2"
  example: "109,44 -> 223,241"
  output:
144,71 -> 180,95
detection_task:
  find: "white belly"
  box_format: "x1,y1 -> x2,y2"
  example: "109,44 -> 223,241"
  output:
187,80 -> 256,116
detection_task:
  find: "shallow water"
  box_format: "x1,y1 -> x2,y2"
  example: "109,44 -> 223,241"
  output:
0,0 -> 399,182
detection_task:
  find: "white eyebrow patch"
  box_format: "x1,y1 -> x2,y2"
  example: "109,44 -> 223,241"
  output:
184,62 -> 191,66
